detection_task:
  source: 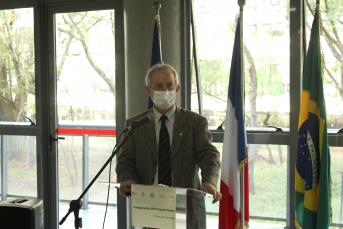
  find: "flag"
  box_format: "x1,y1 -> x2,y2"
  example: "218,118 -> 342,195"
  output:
148,13 -> 163,108
151,14 -> 162,66
219,16 -> 249,229
295,6 -> 331,229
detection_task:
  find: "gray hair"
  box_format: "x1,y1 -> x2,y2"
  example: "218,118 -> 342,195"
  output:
145,63 -> 180,87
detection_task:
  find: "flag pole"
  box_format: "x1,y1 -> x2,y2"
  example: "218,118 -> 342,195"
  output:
238,0 -> 245,228
153,0 -> 162,55
148,0 -> 163,108
153,0 -> 161,18
151,0 -> 162,64
190,0 -> 204,115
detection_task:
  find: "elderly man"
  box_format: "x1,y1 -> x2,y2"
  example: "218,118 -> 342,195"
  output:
116,63 -> 221,203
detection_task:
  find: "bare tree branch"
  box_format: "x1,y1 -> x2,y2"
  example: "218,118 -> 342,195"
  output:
305,0 -> 343,104
244,44 -> 258,127
323,0 -> 343,54
0,94 -> 13,104
67,14 -> 116,95
200,89 -> 226,102
56,27 -> 73,78
306,0 -> 342,57
324,63 -> 343,100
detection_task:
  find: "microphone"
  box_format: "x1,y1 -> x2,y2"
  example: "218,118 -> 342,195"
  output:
129,113 -> 153,129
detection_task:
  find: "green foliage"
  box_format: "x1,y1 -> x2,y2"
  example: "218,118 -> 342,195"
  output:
311,0 -> 343,28
244,59 -> 284,97
0,9 -> 35,121
250,155 -> 287,218
198,59 -> 230,97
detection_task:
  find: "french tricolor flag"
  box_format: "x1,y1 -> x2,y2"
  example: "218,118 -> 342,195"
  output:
219,16 -> 249,229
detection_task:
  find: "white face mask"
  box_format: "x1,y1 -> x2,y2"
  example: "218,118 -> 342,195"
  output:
152,91 -> 176,110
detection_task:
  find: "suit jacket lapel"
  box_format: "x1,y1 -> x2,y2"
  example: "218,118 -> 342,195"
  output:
145,112 -> 158,160
171,108 -> 188,158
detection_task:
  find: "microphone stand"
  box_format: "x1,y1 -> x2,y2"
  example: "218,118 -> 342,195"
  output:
59,126 -> 134,229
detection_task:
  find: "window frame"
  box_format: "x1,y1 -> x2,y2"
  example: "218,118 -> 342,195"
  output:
0,1 -> 125,228
184,0 -> 343,227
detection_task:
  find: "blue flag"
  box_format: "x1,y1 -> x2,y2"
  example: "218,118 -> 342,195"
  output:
151,15 -> 162,65
148,14 -> 162,108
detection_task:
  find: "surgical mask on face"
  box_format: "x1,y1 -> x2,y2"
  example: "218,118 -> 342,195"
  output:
152,90 -> 176,110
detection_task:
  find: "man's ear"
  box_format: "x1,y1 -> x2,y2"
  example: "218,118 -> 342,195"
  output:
145,86 -> 152,95
176,84 -> 181,93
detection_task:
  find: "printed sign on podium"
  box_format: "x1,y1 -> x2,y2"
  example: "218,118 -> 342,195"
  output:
131,184 -> 176,229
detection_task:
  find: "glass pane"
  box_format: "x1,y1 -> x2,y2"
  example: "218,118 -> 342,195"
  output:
0,8 -> 35,125
192,0 -> 290,129
331,147 -> 343,226
88,136 -> 117,203
215,142 -> 287,226
191,1 -> 238,130
55,10 -> 116,126
244,1 -> 290,129
58,136 -> 83,200
58,136 -> 117,203
305,1 -> 343,130
55,10 -> 117,228
6,135 -> 37,197
57,135 -> 117,229
249,144 -> 287,222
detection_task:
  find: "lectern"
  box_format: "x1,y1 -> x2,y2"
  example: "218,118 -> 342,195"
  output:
126,185 -> 219,229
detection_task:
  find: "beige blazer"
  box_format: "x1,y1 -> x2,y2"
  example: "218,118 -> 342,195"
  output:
116,107 -> 220,190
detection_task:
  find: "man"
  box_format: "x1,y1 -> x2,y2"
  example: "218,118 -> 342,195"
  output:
116,63 -> 221,203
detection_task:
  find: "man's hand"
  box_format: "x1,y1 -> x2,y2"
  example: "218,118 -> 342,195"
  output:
118,180 -> 137,197
201,182 -> 222,203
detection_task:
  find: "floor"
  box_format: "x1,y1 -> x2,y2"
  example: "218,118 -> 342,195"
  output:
59,203 -> 117,229
59,203 -> 286,229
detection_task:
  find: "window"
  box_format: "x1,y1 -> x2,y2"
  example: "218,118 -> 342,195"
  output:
3,136 -> 37,197
192,0 -> 343,227
54,9 -> 118,216
191,0 -> 290,130
4,135 -> 37,198
56,10 -> 116,126
330,147 -> 343,225
305,0 -> 343,131
0,7 -> 36,202
0,8 -> 35,125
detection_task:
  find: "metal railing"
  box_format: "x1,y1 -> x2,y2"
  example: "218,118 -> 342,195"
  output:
0,125 -> 116,209
1,128 -> 343,227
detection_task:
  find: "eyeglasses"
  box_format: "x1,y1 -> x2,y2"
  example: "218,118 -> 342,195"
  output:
151,83 -> 177,91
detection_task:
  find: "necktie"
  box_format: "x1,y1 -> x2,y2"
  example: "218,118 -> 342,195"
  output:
158,115 -> 172,186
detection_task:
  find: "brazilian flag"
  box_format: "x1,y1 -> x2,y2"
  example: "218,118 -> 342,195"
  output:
295,5 -> 331,229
